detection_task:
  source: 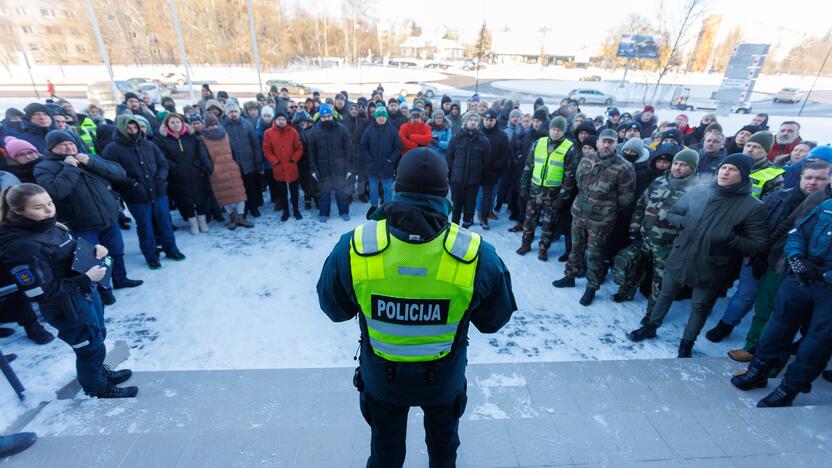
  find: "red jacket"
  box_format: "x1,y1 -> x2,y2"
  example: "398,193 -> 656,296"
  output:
398,122 -> 432,154
767,137 -> 801,162
263,122 -> 303,182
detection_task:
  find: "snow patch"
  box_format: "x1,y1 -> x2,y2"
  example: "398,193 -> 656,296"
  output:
475,373 -> 527,388
470,403 -> 509,420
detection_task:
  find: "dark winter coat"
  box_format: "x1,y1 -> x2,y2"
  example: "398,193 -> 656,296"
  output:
33,152 -> 124,231
447,128 -> 491,186
664,181 -> 769,288
697,148 -> 727,176
102,133 -> 169,204
0,158 -> 39,184
154,127 -> 212,197
634,112 -> 658,139
767,186 -> 828,273
482,125 -> 510,186
359,121 -> 402,179
387,110 -> 407,129
223,117 -> 263,175
343,114 -> 370,146
308,121 -> 354,179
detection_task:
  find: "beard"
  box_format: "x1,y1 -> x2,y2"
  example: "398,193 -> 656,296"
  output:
777,135 -> 796,145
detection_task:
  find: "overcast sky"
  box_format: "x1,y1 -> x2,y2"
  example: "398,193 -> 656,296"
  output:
299,0 -> 829,57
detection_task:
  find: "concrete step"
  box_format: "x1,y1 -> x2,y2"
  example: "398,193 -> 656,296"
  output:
3,358 -> 832,467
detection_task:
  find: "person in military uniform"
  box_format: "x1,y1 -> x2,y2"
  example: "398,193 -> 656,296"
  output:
516,116 -> 576,261
743,131 -> 784,200
612,149 -> 699,319
317,148 -> 517,468
553,128 -> 636,306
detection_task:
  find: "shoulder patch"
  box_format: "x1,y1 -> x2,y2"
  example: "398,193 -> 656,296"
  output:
10,264 -> 35,286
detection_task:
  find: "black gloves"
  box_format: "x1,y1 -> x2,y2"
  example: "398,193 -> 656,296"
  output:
788,256 -> 822,286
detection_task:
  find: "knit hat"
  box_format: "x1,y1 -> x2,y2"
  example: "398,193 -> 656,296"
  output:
271,110 -> 287,122
747,131 -> 774,153
661,128 -> 682,145
450,101 -> 460,111
509,109 -> 523,119
410,108 -> 423,118
469,93 -> 480,104
549,116 -> 567,132
224,101 -> 240,113
703,122 -> 723,136
643,105 -> 655,113
737,124 -> 762,136
318,104 -> 333,117
256,92 -> 266,100
217,91 -> 229,99
187,114 -> 203,124
394,147 -> 449,197
5,108 -> 24,120
676,113 -> 689,123
441,95 -> 452,104
622,137 -> 644,154
269,84 -> 279,93
484,109 -> 498,120
3,136 -> 38,160
607,107 -> 620,117
357,97 -> 368,107
582,135 -> 598,152
574,121 -> 597,137
23,102 -> 51,120
205,99 -> 223,113
204,113 -> 220,127
123,92 -> 139,103
624,122 -> 641,133
432,109 -> 445,119
598,128 -> 618,141
260,106 -> 275,118
374,106 -> 388,119
202,83 -> 212,91
532,109 -> 548,121
720,153 -> 754,182
672,148 -> 699,171
45,130 -> 75,152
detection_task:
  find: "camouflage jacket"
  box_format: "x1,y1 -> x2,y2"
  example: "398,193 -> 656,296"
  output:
568,151 -> 636,226
630,172 -> 696,247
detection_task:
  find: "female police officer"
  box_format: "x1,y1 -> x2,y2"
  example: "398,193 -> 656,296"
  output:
0,183 -> 137,398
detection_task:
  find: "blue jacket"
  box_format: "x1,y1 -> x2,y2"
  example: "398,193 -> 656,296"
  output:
222,117 -> 263,174
317,193 -> 516,406
429,124 -> 452,157
359,121 -> 402,179
785,198 -> 832,276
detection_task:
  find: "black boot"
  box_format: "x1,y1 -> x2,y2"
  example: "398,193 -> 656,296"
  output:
612,291 -> 632,303
113,278 -> 143,289
627,323 -> 658,342
0,327 -> 13,338
677,339 -> 694,358
579,287 -> 596,306
24,321 -> 54,345
823,370 -> 832,383
552,275 -> 575,288
104,365 -> 133,385
757,383 -> 798,408
98,287 -> 116,306
165,251 -> 187,261
639,313 -> 651,326
88,384 -> 139,399
557,252 -> 569,262
250,207 -> 261,218
281,210 -> 290,221
0,432 -> 37,458
705,320 -> 735,343
731,362 -> 769,390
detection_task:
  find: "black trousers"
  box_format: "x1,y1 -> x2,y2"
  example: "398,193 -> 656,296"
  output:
241,172 -> 264,212
359,391 -> 467,468
451,183 -> 479,225
276,180 -> 300,213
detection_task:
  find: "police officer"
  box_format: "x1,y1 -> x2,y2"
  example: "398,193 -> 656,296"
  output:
0,183 -> 137,399
317,148 -> 517,468
732,198 -> 832,407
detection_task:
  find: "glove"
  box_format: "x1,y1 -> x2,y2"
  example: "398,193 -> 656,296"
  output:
751,255 -> 768,280
788,256 -> 822,286
311,171 -> 319,181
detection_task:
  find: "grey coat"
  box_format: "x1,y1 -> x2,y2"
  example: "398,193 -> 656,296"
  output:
223,117 -> 263,175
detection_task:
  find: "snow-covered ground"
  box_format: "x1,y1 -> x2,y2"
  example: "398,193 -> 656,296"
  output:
2,196 -> 759,431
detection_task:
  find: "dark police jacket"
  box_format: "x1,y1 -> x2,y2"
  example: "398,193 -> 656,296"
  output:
317,194 -> 517,406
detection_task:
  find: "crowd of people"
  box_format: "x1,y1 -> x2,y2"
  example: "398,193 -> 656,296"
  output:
1,81 -> 832,408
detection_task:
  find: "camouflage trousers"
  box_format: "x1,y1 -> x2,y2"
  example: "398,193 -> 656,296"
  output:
565,217 -> 613,290
613,241 -> 671,316
522,186 -> 560,249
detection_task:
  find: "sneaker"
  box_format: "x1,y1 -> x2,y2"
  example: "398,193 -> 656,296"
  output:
148,259 -> 162,270
87,384 -> 138,399
103,365 -> 133,385
113,278 -> 143,289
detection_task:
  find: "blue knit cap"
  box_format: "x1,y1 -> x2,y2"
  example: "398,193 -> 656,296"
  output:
318,103 -> 333,117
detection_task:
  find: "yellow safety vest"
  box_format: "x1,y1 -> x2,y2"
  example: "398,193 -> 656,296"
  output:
350,219 -> 481,362
750,166 -> 785,199
531,137 -> 572,188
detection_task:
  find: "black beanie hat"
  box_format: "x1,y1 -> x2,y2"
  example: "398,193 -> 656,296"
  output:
123,92 -> 139,103
720,153 -> 754,182
582,135 -> 598,151
5,107 -> 24,120
441,95 -> 452,104
575,121 -> 597,137
532,109 -> 548,121
45,130 -> 75,152
394,147 -> 449,197
23,102 -> 51,120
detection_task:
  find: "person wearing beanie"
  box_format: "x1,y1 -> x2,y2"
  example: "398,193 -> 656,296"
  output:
684,113 -> 717,146
256,93 -> 267,106
222,99 -> 264,217
633,105 -> 657,139
613,145 -> 698,311
581,135 -> 598,155
627,151 -> 768,358
479,108 -> 510,230
262,107 -> 304,221
308,101 -> 354,222
725,124 -> 762,154
553,125 -> 636,306
675,113 -> 692,136
446,112 -> 491,228
317,144 -> 516,468
2,136 -> 40,183
399,106 -> 432,156
334,93 -> 348,116
359,103 -> 403,211
743,131 -> 784,199
621,137 -> 649,164
160,96 -> 176,114
242,100 -> 261,128
428,109 -> 452,159
782,144 -> 832,189
121,92 -> 159,133
216,90 -> 229,105
343,102 -> 370,203
440,94 -> 453,115
2,107 -> 25,133
604,107 -> 621,130
197,84 -> 215,114
384,99 -> 406,129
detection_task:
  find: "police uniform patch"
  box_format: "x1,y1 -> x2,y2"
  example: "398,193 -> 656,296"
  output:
371,295 -> 450,325
10,265 -> 35,286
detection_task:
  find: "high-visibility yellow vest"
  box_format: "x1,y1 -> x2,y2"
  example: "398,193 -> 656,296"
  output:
750,166 -> 785,199
531,137 -> 572,188
79,117 -> 98,154
350,219 -> 481,363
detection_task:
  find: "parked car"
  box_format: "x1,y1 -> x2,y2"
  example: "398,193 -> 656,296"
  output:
462,60 -> 486,71
567,89 -> 614,106
264,79 -> 310,96
424,62 -> 450,70
398,81 -> 439,98
579,75 -> 602,82
86,80 -> 138,114
388,59 -> 418,68
158,72 -> 187,91
670,87 -> 752,114
136,82 -> 169,105
774,87 -> 804,103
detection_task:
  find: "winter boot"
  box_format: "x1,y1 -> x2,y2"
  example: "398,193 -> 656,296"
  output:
481,216 -> 490,230
148,259 -> 162,270
728,349 -> 754,362
24,321 -> 54,345
98,287 -> 116,306
281,210 -> 290,221
639,313 -> 651,326
165,251 -> 186,261
104,365 -> 133,385
557,252 -> 570,262
250,207 -> 261,218
0,432 -> 37,459
612,291 -> 633,303
516,233 -> 533,255
677,339 -> 694,358
489,211 -> 497,220
0,327 -> 13,338
227,212 -> 238,230
118,213 -> 132,230
627,323 -> 658,342
197,215 -> 209,233
477,212 -> 485,226
757,383 -> 798,408
705,320 -> 735,343
237,213 -> 254,228
461,221 -> 473,229
730,362 -> 769,390
508,223 -> 524,232
552,275 -> 576,288
88,384 -> 139,399
537,246 -> 548,262
304,198 -> 312,210
579,287 -> 596,306
319,216 -> 328,223
187,217 -> 200,235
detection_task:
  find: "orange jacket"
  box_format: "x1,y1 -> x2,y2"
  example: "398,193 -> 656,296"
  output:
263,122 -> 303,182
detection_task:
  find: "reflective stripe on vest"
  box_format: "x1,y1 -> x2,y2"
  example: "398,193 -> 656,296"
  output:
79,117 -> 98,154
530,137 -> 572,188
750,166 -> 785,199
350,219 -> 481,362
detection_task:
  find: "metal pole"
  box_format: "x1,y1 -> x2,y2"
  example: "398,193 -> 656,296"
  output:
799,41 -> 832,117
84,0 -> 118,106
246,0 -> 262,91
168,0 -> 196,103
21,52 -> 40,100
621,57 -> 631,88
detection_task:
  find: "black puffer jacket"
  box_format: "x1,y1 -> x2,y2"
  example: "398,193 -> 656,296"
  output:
102,133 -> 169,203
447,128 -> 491,186
154,130 -> 212,189
223,117 -> 263,175
482,125 -> 509,186
308,121 -> 354,178
34,153 -> 125,231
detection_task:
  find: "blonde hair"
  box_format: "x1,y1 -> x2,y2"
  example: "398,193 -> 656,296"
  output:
0,183 -> 47,223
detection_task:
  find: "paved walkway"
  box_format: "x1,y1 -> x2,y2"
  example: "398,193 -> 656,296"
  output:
2,358 -> 831,467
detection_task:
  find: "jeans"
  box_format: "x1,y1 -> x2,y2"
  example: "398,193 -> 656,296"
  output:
719,264 -> 760,326
127,196 -> 178,262
477,184 -> 496,216
451,183 -> 478,225
74,223 -> 127,288
318,176 -> 349,217
51,288 -> 107,393
367,177 -> 393,207
359,391 -> 466,468
648,273 -> 721,342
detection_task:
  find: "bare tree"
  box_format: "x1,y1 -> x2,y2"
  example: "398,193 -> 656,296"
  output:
647,0 -> 709,102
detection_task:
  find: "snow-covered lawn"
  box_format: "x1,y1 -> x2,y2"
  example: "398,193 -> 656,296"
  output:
1,197 -> 755,431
